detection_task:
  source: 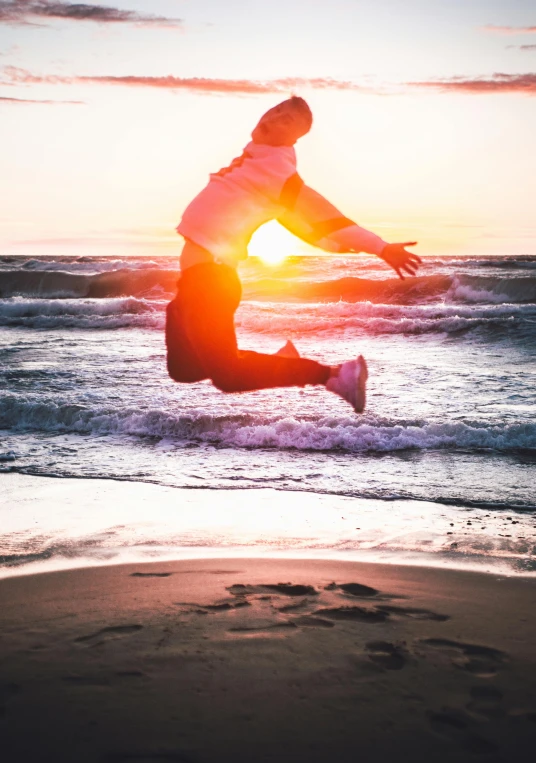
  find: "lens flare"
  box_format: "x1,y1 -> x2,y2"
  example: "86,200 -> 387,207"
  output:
248,221 -> 299,265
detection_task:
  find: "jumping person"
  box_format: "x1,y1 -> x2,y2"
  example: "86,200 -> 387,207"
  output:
166,96 -> 421,412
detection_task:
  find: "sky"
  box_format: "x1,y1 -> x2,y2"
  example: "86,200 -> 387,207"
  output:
0,0 -> 535,259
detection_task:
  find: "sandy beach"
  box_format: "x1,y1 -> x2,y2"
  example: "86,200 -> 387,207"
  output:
1,557 -> 535,762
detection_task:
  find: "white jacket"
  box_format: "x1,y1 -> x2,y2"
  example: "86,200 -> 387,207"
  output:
177,141 -> 387,268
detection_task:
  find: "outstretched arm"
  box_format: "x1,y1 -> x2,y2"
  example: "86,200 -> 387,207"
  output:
278,181 -> 421,279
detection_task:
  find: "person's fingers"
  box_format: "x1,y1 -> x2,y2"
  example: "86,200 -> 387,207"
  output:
382,246 -> 421,278
400,255 -> 421,272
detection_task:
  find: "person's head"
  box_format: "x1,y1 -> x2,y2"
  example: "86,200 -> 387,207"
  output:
251,96 -> 313,146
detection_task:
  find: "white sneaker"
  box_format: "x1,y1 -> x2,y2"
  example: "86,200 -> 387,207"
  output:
275,340 -> 300,359
326,355 -> 368,413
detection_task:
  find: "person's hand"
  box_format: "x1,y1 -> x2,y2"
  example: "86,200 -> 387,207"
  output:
379,242 -> 421,280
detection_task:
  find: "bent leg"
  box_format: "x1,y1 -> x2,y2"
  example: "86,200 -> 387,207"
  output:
165,296 -> 207,383
178,263 -> 330,393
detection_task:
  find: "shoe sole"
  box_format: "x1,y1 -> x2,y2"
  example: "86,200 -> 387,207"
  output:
354,355 -> 368,413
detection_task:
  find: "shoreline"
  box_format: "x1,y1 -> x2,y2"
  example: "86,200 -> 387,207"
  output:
1,557 -> 535,761
3,545 -> 536,582
2,471 -> 535,580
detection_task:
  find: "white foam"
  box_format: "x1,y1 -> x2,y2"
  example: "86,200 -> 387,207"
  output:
15,258 -> 174,274
3,296 -> 533,334
446,274 -> 536,304
2,396 -> 534,452
0,297 -> 166,329
239,300 -> 533,336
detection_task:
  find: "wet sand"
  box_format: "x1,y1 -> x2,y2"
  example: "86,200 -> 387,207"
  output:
1,558 -> 535,762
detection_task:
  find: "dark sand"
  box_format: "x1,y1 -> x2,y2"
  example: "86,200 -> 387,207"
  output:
1,558 -> 535,762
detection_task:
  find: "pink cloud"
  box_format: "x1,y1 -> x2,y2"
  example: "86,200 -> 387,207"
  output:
0,1 -> 183,28
6,66 -> 535,100
408,73 -> 536,95
481,24 -> 536,34
1,67 -> 379,95
0,94 -> 83,103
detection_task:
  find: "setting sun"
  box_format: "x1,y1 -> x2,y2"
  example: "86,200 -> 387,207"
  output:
248,221 -> 301,265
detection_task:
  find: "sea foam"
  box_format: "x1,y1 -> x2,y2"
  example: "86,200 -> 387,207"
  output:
2,296 -> 534,336
1,396 -> 534,452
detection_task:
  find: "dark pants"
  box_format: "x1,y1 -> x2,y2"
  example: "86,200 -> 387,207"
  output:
166,262 -> 330,392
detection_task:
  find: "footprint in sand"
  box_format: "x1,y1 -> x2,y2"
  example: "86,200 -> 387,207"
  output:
312,604 -> 449,624
74,624 -> 143,647
313,606 -> 389,624
130,572 -> 172,578
291,615 -> 335,629
366,641 -> 407,670
422,638 -> 507,678
427,709 -> 498,755
325,581 -> 409,603
227,583 -> 319,597
324,582 -> 380,597
275,599 -> 311,613
377,605 -> 450,622
175,598 -> 251,614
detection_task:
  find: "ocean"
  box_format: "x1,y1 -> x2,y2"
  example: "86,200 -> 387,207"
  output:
1,253 -> 535,577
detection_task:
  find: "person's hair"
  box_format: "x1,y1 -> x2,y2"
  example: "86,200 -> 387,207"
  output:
288,96 -> 313,131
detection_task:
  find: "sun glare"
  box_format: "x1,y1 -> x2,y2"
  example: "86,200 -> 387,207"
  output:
248,221 -> 299,265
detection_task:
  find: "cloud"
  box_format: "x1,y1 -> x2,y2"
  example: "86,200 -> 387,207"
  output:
482,24 -> 536,34
0,1 -> 183,28
408,73 -> 536,95
7,66 -> 535,99
519,44 -> 536,50
0,94 -> 84,103
1,67 -> 379,95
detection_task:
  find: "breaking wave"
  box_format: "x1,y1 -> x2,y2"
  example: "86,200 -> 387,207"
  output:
239,300 -> 536,338
1,261 -> 535,307
1,395 -> 534,452
2,296 -> 534,338
446,274 -> 536,304
0,296 -> 165,329
0,257 -> 169,274
0,268 -> 180,299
